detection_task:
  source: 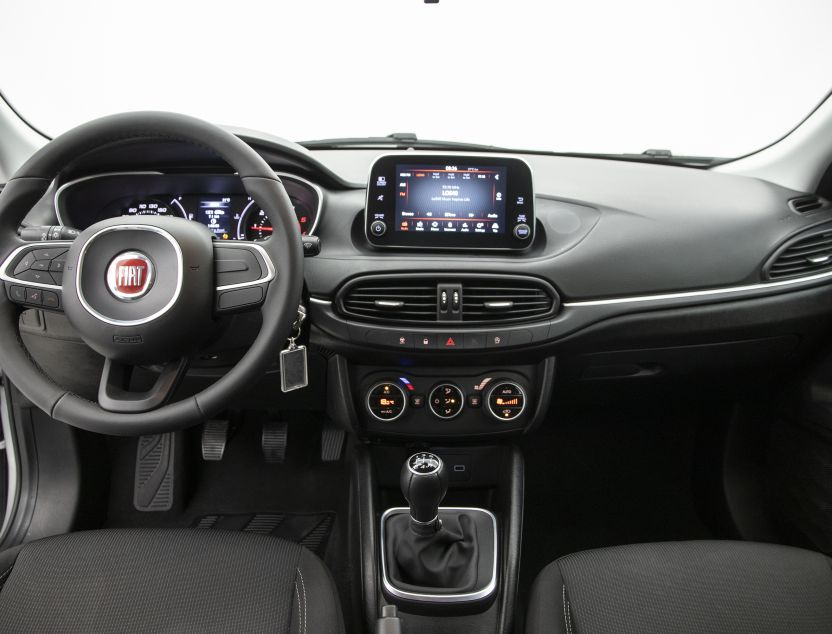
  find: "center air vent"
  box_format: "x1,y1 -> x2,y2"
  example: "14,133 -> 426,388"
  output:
766,226 -> 832,280
338,274 -> 558,325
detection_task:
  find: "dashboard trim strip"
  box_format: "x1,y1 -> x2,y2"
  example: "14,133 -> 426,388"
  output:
563,268 -> 832,307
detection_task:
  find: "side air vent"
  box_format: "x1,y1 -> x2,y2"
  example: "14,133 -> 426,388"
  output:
337,274 -> 559,325
789,196 -> 828,214
766,227 -> 832,280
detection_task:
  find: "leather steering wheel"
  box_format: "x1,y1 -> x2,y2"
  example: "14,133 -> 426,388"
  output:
0,112 -> 304,435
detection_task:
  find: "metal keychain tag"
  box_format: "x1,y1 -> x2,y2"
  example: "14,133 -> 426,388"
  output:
280,308 -> 308,393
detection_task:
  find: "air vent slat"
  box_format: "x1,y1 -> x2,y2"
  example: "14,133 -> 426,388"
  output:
339,276 -> 558,325
766,226 -> 832,279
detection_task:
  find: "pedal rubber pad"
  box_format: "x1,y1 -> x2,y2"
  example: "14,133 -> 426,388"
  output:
321,424 -> 345,462
261,421 -> 288,463
134,433 -> 175,512
202,419 -> 229,461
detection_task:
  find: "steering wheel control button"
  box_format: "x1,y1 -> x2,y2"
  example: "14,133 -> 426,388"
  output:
8,286 -> 25,302
13,253 -> 35,274
370,220 -> 387,237
429,383 -> 464,419
367,382 -> 407,421
33,248 -> 67,260
31,260 -> 50,271
42,290 -> 61,309
106,251 -> 154,301
513,223 -> 532,239
25,287 -> 43,305
16,269 -> 53,285
487,381 -> 527,421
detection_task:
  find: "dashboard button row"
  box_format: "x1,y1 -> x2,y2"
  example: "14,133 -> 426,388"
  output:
361,327 -> 541,350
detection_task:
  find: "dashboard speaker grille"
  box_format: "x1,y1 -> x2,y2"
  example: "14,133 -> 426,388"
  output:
338,274 -> 558,325
766,226 -> 832,279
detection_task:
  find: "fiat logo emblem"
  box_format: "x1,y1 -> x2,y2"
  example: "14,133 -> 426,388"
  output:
106,252 -> 154,301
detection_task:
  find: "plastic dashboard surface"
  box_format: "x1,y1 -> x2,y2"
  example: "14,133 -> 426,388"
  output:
55,172 -> 323,240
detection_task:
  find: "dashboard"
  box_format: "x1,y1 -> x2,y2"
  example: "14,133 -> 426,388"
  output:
15,134 -> 832,439
55,172 -> 322,239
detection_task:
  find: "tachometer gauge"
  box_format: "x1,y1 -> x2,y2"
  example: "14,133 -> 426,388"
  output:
122,197 -> 187,218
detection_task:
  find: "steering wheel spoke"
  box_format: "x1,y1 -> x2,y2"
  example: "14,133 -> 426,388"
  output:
214,241 -> 275,313
98,356 -> 189,414
0,240 -> 72,312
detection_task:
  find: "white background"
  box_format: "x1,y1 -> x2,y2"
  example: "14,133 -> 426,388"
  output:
1,0 -> 831,157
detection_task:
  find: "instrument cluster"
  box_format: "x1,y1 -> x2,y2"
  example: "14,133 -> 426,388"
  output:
56,172 -> 322,240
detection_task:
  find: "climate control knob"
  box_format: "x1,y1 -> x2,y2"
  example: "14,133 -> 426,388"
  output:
486,381 -> 527,421
366,381 -> 407,421
429,383 -> 464,419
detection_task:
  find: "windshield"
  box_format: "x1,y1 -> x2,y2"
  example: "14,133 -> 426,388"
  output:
2,0 -> 830,159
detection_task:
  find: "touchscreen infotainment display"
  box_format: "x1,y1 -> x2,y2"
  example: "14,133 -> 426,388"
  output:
366,154 -> 534,250
394,164 -> 508,235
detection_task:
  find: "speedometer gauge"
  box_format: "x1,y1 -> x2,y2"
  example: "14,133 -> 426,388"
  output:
123,197 -> 187,218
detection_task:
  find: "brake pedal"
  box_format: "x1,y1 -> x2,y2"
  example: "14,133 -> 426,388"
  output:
262,421 -> 288,463
202,419 -> 229,461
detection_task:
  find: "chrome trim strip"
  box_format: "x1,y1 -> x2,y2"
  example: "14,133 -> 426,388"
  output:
363,151 -> 535,251
563,268 -> 832,307
0,387 -> 20,545
0,241 -> 71,291
76,225 -> 183,326
309,297 -> 331,305
214,242 -> 276,291
54,171 -> 164,227
380,506 -> 498,603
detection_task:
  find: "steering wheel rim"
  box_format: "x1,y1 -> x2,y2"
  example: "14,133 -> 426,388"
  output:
0,112 -> 304,435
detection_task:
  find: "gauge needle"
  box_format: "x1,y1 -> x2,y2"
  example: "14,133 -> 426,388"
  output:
251,226 -> 273,231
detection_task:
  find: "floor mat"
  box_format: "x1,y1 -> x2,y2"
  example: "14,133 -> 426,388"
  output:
192,512 -> 335,555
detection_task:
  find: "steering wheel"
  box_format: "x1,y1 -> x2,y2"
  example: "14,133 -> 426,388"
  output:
0,112 -> 304,435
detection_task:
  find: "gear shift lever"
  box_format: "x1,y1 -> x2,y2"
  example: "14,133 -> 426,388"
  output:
400,452 -> 449,535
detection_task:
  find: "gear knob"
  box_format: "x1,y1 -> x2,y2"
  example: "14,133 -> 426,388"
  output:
400,452 -> 449,534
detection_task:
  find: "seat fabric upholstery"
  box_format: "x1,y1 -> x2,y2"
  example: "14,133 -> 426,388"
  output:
527,540 -> 832,634
0,528 -> 343,634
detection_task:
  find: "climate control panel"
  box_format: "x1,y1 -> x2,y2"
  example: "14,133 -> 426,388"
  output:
356,368 -> 538,438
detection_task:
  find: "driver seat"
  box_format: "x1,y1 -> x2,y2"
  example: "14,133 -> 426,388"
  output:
0,529 -> 344,633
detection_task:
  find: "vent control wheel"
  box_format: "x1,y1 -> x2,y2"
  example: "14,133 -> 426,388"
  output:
429,383 -> 464,419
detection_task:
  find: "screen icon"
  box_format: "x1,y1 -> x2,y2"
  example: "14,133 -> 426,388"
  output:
377,176 -> 387,186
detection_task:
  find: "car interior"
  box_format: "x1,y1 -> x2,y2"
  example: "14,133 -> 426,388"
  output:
2,4 -> 832,632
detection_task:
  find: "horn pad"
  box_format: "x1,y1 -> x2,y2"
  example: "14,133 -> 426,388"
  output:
62,216 -> 215,363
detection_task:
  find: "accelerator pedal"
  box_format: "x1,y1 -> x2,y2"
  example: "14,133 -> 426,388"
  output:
321,423 -> 345,462
262,421 -> 289,463
202,419 -> 230,461
134,433 -> 175,512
